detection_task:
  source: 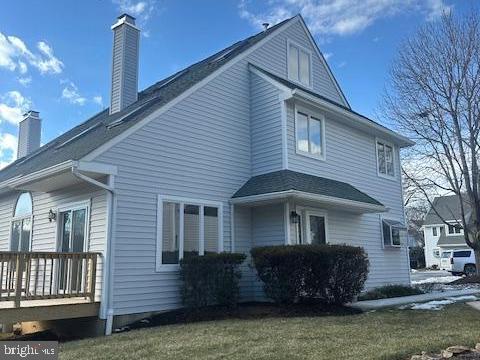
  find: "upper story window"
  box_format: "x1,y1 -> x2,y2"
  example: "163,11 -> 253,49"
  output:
376,140 -> 395,178
447,223 -> 463,236
295,107 -> 325,160
11,192 -> 33,252
432,227 -> 438,237
288,41 -> 312,87
157,196 -> 222,270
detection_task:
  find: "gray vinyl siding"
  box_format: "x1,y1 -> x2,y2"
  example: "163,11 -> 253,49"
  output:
0,185 -> 107,301
91,17 -> 402,314
286,101 -> 410,288
234,206 -> 255,301
250,72 -> 283,175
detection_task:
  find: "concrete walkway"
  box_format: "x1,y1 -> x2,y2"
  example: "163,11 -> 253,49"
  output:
352,289 -> 480,310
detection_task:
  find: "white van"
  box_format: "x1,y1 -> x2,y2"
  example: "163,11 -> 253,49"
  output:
450,249 -> 477,276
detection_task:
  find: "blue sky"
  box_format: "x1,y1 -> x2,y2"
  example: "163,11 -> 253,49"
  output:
0,0 -> 473,168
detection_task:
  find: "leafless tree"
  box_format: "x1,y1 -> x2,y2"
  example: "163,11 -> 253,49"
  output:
384,11 -> 480,272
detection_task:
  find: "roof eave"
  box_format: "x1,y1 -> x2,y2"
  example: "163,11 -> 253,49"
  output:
291,89 -> 415,148
231,189 -> 387,213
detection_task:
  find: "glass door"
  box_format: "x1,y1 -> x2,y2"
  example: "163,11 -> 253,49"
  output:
58,207 -> 87,292
306,211 -> 327,245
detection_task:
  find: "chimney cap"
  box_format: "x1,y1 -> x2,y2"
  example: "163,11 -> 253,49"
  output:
117,13 -> 136,21
112,13 -> 139,30
22,110 -> 40,118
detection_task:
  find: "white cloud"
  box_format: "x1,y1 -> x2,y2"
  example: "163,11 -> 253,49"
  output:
238,0 -> 452,36
0,32 -> 64,76
112,0 -> 156,35
18,76 -> 32,86
0,132 -> 18,169
323,52 -> 333,60
92,96 -> 103,107
61,82 -> 86,105
0,91 -> 32,125
337,61 -> 347,68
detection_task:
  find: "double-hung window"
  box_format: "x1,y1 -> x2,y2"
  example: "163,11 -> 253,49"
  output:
447,222 -> 463,235
296,108 -> 325,159
288,41 -> 311,87
157,196 -> 222,270
376,140 -> 395,177
10,192 -> 33,252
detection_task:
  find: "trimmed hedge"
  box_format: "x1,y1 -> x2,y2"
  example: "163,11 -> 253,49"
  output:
251,244 -> 369,305
358,284 -> 423,301
180,253 -> 246,310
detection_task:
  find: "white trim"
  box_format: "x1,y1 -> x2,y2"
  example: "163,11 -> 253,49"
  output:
75,161 -> 118,175
295,16 -> 350,108
280,95 -> 289,169
284,201 -> 291,245
230,204 -> 235,252
231,189 -> 387,213
82,18 -> 298,163
287,39 -> 313,89
294,103 -> 326,161
446,221 -> 464,236
156,195 -> 224,272
375,138 -> 396,180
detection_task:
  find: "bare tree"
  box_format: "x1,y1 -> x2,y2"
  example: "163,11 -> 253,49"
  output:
384,11 -> 480,272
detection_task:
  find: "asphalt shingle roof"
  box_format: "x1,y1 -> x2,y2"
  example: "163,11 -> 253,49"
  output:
424,195 -> 470,225
0,17 -> 295,184
232,169 -> 383,206
437,233 -> 467,246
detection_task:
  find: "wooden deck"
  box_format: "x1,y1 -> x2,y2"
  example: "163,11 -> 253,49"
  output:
0,251 -> 101,324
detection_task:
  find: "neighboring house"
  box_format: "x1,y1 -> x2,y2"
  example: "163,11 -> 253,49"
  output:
423,195 -> 470,268
0,14 -> 413,334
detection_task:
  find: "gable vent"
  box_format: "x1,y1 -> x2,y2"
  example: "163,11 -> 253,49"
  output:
110,14 -> 140,115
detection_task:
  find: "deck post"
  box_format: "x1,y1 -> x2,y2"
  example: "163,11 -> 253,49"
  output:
89,255 -> 97,303
14,253 -> 24,308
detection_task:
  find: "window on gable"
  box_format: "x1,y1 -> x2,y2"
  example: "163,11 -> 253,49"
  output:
158,197 -> 222,268
432,227 -> 438,237
288,42 -> 311,87
11,192 -> 32,252
296,109 -> 325,159
376,141 -> 395,177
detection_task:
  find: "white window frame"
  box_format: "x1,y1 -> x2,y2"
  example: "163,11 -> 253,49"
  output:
375,138 -> 396,180
55,200 -> 91,253
293,206 -> 328,245
156,195 -> 223,272
287,39 -> 313,88
380,217 -> 404,248
9,192 -> 33,252
294,104 -> 326,160
446,221 -> 464,236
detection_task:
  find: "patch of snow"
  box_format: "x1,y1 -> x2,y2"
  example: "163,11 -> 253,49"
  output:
399,295 -> 478,311
411,276 -> 461,285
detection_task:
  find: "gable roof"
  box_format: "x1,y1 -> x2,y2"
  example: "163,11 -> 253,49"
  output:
0,16 -> 302,185
424,195 -> 470,225
232,169 -> 383,207
250,65 -> 414,147
437,233 -> 467,246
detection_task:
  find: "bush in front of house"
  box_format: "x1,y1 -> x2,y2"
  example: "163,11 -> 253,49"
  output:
180,253 -> 246,310
250,244 -> 369,305
357,284 -> 424,301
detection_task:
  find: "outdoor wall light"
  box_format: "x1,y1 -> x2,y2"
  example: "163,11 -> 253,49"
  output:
48,209 -> 57,222
290,211 -> 300,224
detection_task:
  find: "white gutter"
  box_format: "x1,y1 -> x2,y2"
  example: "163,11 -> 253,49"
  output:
230,190 -> 387,213
71,162 -> 116,335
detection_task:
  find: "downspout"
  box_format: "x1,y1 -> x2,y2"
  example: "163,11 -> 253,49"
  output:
72,165 -> 116,335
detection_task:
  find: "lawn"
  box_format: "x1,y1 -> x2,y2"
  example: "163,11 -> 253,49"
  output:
60,303 -> 480,360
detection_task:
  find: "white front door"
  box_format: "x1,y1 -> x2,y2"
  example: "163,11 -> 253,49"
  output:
305,210 -> 327,245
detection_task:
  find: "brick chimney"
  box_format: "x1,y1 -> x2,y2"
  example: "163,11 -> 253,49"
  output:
110,14 -> 140,114
17,110 -> 41,159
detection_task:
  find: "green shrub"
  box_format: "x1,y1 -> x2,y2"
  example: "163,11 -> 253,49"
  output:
250,244 -> 369,305
180,253 -> 246,310
358,284 -> 424,301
